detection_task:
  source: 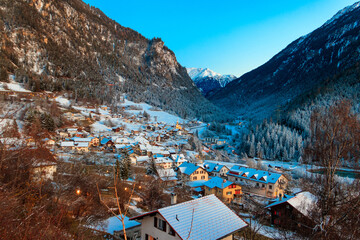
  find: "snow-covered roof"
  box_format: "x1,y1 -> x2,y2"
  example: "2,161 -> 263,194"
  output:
157,168 -> 177,181
178,162 -> 201,176
203,162 -> 228,173
130,195 -> 247,240
61,141 -> 74,147
203,176 -> 233,189
227,166 -> 283,184
101,138 -> 111,145
136,156 -> 149,162
89,214 -> 140,235
154,157 -> 173,164
265,191 -> 317,217
75,142 -> 89,148
72,137 -> 92,142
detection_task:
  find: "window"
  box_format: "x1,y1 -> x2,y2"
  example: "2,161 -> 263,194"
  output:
169,226 -> 176,236
154,217 -> 158,228
262,184 -> 265,188
201,176 -> 205,180
226,191 -> 232,195
158,219 -> 167,232
269,185 -> 273,190
256,183 -> 259,187
193,176 -> 197,180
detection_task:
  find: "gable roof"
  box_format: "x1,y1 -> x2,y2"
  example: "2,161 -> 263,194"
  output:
203,176 -> 233,189
101,138 -> 111,145
227,165 -> 283,184
130,195 -> 247,240
203,162 -> 229,173
178,162 -> 201,175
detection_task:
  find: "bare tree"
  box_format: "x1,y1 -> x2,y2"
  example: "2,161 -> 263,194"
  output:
97,167 -> 136,240
303,100 -> 360,239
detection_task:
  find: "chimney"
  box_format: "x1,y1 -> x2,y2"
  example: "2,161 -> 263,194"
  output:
171,193 -> 177,205
279,194 -> 283,201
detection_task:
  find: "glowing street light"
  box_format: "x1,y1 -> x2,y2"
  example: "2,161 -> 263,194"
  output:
76,189 -> 81,195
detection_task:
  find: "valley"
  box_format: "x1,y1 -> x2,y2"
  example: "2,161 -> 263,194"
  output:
0,0 -> 360,239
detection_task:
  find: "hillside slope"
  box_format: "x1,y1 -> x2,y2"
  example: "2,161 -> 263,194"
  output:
0,0 -> 224,121
208,2 -> 360,120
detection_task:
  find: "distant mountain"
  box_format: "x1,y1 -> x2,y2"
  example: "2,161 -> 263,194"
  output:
187,68 -> 236,95
208,1 -> 360,121
0,0 -> 225,121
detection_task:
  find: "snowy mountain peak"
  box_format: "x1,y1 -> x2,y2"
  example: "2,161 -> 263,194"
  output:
187,67 -> 222,80
186,67 -> 237,95
325,1 -> 360,26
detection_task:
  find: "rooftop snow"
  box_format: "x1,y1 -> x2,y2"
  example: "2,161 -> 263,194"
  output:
131,195 -> 247,240
227,166 -> 283,184
178,162 -> 201,175
203,176 -> 233,189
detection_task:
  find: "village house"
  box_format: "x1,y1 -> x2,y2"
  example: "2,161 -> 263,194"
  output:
203,162 -> 230,177
177,162 -> 209,182
101,137 -> 114,148
60,141 -> 75,151
156,168 -> 177,186
170,154 -> 187,167
74,142 -> 89,153
265,191 -> 316,234
130,194 -> 247,240
67,128 -> 78,136
203,177 -> 242,203
227,166 -> 288,199
31,161 -> 57,182
136,156 -> 150,166
153,156 -> 174,169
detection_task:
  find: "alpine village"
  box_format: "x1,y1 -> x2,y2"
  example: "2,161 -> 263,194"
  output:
0,1 -> 360,240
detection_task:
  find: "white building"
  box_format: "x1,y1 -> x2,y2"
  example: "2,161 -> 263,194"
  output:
130,194 -> 247,240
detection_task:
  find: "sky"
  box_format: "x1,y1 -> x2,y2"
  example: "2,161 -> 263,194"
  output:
83,0 -> 357,77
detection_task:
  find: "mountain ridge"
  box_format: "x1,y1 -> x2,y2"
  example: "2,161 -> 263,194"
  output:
186,67 -> 236,95
0,0 -> 226,121
208,1 -> 360,121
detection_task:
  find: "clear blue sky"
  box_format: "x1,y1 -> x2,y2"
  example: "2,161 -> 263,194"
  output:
83,0 -> 357,76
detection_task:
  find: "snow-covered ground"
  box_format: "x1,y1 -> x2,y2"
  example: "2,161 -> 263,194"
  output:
55,96 -> 71,107
0,81 -> 31,92
122,99 -> 185,125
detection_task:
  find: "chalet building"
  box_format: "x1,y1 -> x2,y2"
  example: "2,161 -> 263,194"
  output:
177,162 -> 209,182
60,141 -> 74,151
31,161 -> 57,182
153,156 -> 174,169
203,162 -> 230,177
170,154 -> 187,167
74,142 -> 89,153
130,194 -> 247,240
265,191 -> 316,234
101,138 -> 114,148
227,166 -> 288,199
67,128 -> 78,136
204,177 -> 242,203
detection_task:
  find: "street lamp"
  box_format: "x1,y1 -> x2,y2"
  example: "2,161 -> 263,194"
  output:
76,189 -> 81,195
